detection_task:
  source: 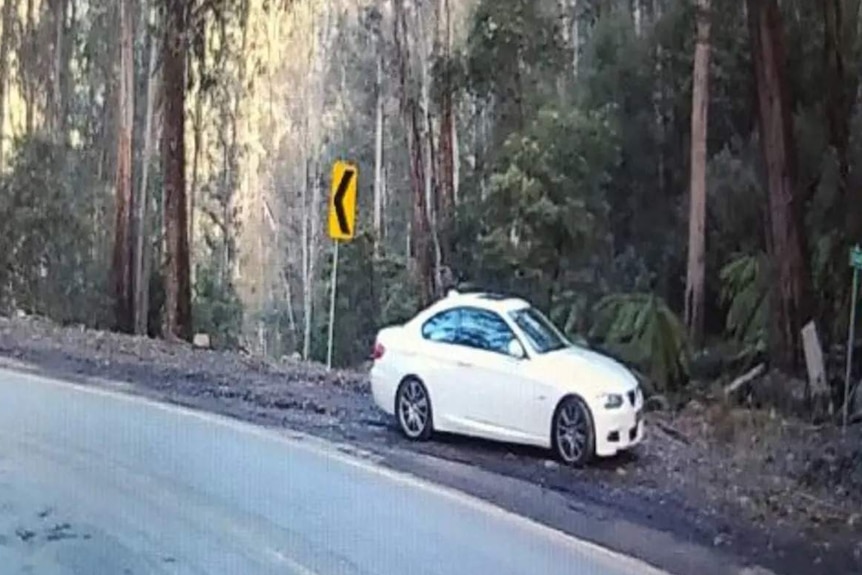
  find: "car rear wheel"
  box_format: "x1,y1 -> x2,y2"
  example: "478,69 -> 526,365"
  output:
396,378 -> 433,440
552,396 -> 595,466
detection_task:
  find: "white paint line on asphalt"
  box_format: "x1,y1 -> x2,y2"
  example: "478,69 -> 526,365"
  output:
1,367 -> 670,575
267,548 -> 324,575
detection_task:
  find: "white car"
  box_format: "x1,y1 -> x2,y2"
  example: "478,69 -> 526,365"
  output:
369,290 -> 644,466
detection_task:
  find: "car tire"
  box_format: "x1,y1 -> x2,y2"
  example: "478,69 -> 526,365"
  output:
395,377 -> 433,441
551,396 -> 595,467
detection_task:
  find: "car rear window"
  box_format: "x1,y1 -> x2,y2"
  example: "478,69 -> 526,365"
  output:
421,309 -> 460,343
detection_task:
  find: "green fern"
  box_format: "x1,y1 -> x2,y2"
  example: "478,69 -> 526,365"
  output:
719,252 -> 768,350
589,293 -> 689,391
549,289 -> 590,344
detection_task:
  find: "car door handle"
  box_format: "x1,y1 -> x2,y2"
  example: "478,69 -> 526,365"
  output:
456,360 -> 473,367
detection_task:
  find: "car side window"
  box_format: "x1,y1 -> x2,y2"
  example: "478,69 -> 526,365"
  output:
456,308 -> 515,355
420,309 -> 461,344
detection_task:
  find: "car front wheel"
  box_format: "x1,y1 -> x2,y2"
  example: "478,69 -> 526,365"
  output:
552,396 -> 595,466
396,377 -> 433,440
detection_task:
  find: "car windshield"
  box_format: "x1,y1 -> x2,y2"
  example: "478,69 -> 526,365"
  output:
508,307 -> 571,354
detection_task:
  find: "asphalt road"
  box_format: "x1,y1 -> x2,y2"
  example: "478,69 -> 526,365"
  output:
0,369 -> 667,575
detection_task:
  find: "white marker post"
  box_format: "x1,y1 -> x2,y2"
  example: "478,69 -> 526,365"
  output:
326,240 -> 339,371
844,245 -> 862,431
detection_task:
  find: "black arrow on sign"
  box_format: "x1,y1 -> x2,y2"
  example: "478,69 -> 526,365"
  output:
334,168 -> 355,236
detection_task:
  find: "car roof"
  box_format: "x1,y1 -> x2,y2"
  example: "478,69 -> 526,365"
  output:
425,289 -> 531,316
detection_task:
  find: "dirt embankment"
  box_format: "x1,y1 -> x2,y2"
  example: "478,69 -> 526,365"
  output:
0,314 -> 860,575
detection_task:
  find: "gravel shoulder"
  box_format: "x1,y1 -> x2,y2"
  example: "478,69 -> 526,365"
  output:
0,315 -> 860,575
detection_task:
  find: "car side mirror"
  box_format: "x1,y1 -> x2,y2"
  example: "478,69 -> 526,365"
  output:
507,339 -> 527,360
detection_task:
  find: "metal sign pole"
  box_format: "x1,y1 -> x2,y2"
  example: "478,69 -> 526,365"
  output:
844,265 -> 859,431
326,240 -> 340,371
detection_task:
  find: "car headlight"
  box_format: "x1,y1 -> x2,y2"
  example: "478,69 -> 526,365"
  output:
600,393 -> 623,409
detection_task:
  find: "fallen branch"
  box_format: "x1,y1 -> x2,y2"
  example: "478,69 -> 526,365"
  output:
655,420 -> 691,445
724,363 -> 766,397
796,491 -> 850,521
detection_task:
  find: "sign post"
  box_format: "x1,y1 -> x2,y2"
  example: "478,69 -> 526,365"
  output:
327,241 -> 340,371
844,245 -> 862,430
326,161 -> 358,370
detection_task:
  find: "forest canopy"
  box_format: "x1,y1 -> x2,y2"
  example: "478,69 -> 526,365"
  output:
0,0 -> 860,404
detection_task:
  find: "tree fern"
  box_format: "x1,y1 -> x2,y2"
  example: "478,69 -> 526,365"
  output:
589,293 -> 689,391
719,252 -> 767,350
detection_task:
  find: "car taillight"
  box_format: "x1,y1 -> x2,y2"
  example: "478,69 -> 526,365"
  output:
371,342 -> 385,360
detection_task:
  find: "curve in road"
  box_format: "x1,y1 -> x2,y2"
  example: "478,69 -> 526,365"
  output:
0,369 -> 669,575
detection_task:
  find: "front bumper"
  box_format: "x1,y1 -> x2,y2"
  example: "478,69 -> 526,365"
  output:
593,400 -> 645,457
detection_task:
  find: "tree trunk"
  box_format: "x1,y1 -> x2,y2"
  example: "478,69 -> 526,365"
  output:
0,0 -> 15,171
111,0 -> 135,333
308,160 -> 322,340
226,0 -> 251,289
47,0 -> 68,140
847,0 -> 862,241
162,0 -> 192,341
684,0 -> 711,346
451,102 -> 459,206
747,0 -> 813,370
301,3 -> 331,360
189,25 -> 206,291
24,0 -> 35,133
373,46 -> 384,256
823,0 -> 861,241
301,149 -> 311,360
633,0 -> 643,36
394,0 -> 434,306
823,0 -> 852,200
301,213 -> 310,359
416,2 -> 442,295
436,0 -> 456,279
572,0 -> 580,75
134,3 -> 159,336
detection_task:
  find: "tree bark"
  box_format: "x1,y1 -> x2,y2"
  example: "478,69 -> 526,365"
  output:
301,3 -> 331,360
747,0 -> 813,371
111,0 -> 135,333
684,0 -> 711,346
394,0 -> 434,306
134,3 -> 159,336
823,0 -> 851,200
189,23 -> 206,290
225,0 -> 250,289
0,0 -> 15,171
629,0 -> 643,36
24,0 -> 35,133
823,0 -> 861,240
373,44 -> 384,256
416,2 -> 442,295
301,152 -> 311,360
451,101 -> 459,206
436,0 -> 456,278
45,0 -> 68,140
162,0 -> 192,341
572,0 -> 580,75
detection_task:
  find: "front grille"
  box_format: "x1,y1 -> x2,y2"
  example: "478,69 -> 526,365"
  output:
627,390 -> 636,406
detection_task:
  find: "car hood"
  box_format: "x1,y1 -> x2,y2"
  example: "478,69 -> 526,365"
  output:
532,345 -> 638,395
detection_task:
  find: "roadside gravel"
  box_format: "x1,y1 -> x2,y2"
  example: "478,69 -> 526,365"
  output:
1,314 -> 860,575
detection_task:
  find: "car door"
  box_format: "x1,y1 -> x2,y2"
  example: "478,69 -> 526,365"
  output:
414,308 -> 471,432
450,308 -> 536,443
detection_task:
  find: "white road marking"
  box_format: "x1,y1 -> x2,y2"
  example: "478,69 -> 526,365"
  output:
266,548 -> 323,575
0,366 -> 670,575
